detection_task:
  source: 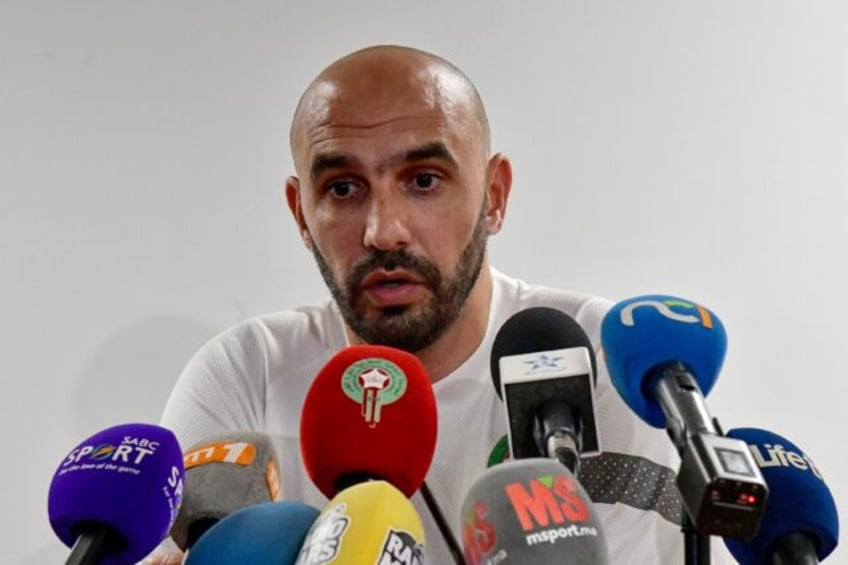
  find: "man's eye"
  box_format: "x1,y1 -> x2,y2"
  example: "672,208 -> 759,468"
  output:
328,181 -> 360,199
410,173 -> 440,192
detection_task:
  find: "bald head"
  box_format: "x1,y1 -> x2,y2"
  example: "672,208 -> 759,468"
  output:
289,45 -> 490,170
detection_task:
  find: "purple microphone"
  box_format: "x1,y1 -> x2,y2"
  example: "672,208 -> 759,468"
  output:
48,423 -> 185,565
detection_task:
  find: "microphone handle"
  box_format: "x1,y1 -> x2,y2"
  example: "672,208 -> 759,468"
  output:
536,399 -> 581,474
652,362 -> 717,452
66,523 -> 123,565
186,517 -> 219,549
769,532 -> 820,565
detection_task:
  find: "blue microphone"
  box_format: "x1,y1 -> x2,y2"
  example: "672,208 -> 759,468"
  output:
601,295 -> 767,538
724,428 -> 839,564
184,501 -> 320,564
601,295 -> 726,429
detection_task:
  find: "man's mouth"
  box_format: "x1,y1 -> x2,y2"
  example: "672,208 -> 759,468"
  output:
361,269 -> 423,288
359,270 -> 426,306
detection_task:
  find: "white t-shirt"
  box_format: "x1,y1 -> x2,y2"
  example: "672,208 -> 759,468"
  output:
162,268 -> 733,564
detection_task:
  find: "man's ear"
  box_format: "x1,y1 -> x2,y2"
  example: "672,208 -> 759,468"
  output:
285,176 -> 313,250
484,153 -> 512,235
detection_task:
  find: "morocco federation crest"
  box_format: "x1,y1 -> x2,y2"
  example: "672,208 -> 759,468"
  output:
341,358 -> 408,427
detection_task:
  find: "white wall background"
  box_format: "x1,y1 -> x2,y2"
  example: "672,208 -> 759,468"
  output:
3,1 -> 845,562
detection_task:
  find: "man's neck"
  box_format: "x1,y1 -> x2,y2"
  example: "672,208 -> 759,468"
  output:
414,265 -> 494,383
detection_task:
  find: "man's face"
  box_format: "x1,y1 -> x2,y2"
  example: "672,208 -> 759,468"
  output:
311,198 -> 489,352
289,64 -> 496,352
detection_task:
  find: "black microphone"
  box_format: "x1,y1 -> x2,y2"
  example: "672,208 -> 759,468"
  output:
490,307 -> 600,473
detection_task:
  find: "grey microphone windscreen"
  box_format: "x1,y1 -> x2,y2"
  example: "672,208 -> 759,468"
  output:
460,458 -> 609,565
169,430 -> 281,550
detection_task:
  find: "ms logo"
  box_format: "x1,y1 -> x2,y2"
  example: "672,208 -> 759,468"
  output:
505,474 -> 589,531
619,298 -> 713,329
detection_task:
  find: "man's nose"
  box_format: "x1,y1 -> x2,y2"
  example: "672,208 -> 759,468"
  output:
362,188 -> 411,251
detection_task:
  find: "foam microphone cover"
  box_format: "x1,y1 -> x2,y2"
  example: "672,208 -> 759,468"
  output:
297,480 -> 425,564
460,458 -> 609,564
48,423 -> 185,565
300,345 -> 437,498
723,428 -> 839,564
600,294 -> 726,428
170,430 -> 282,550
184,501 -> 320,564
490,306 -> 598,395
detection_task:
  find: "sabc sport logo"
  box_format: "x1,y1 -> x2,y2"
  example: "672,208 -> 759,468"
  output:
618,298 -> 714,329
59,434 -> 183,524
61,435 -> 163,468
463,473 -> 594,564
341,358 -> 407,427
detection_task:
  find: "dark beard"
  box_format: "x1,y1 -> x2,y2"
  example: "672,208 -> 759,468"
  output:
311,205 -> 488,352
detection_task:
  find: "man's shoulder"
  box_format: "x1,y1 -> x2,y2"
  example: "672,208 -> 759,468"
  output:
194,298 -> 346,368
253,298 -> 342,336
162,299 -> 343,439
491,269 -> 613,338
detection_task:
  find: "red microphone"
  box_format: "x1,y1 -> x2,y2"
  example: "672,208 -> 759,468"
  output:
300,344 -> 438,498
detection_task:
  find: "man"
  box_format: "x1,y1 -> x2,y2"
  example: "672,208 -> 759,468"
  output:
161,45 -> 731,563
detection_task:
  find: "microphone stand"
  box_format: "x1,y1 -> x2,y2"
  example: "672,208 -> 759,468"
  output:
420,481 -> 464,565
769,532 -> 820,565
654,364 -> 716,565
681,512 -> 710,565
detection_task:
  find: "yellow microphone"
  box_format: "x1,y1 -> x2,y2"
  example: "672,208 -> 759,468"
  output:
296,480 -> 425,564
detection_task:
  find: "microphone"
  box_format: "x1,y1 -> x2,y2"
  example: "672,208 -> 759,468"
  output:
460,458 -> 609,564
183,501 -> 320,564
169,430 -> 282,551
48,423 -> 185,565
601,295 -> 769,538
296,480 -> 425,564
490,307 -> 600,472
301,344 -> 462,561
723,428 -> 839,564
300,344 -> 437,498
